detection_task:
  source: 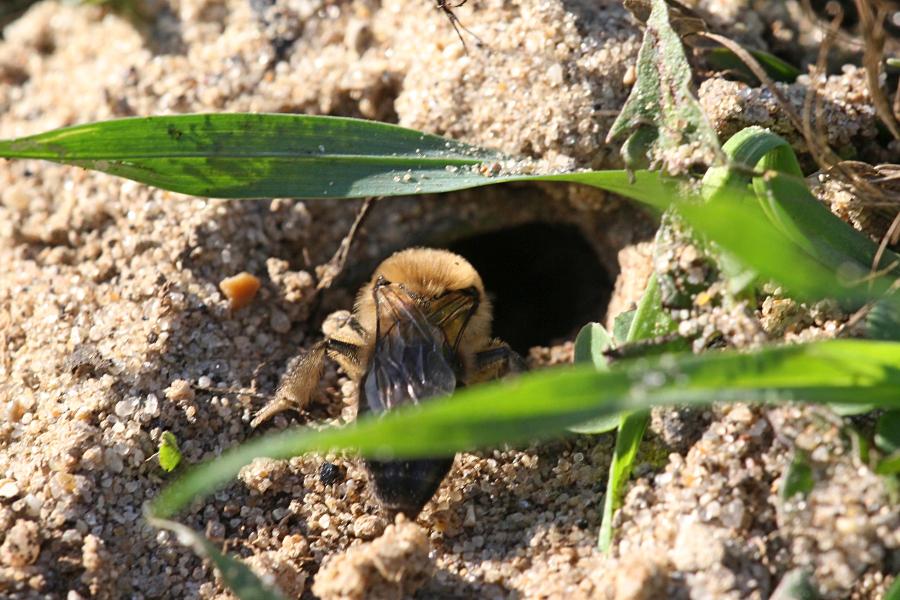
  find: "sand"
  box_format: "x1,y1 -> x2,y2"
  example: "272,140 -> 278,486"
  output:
0,1 -> 897,599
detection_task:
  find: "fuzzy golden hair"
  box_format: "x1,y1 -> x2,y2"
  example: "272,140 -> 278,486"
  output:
353,248 -> 493,371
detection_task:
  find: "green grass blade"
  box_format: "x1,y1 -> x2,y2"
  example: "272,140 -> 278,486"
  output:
597,411 -> 648,550
612,310 -> 636,343
149,339 -> 900,519
0,113 -> 503,198
875,410 -> 900,455
705,126 -> 892,275
753,147 -> 886,271
0,113 -> 675,203
886,571 -> 900,600
563,166 -> 892,308
770,569 -> 820,600
568,323 -> 620,434
867,292 -> 900,341
876,452 -> 900,476
624,272 -> 674,341
780,451 -> 815,500
572,322 -> 614,372
598,270 -> 679,551
0,116 -> 893,307
147,515 -> 286,600
680,188 -> 865,301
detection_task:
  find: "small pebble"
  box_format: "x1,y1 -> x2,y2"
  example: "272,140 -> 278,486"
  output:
319,462 -> 343,486
0,519 -> 41,567
0,479 -> 20,499
352,515 -> 384,540
165,380 -> 195,403
219,272 -> 261,310
114,398 -> 138,417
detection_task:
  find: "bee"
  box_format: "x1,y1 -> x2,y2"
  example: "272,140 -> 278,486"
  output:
253,248 -> 525,517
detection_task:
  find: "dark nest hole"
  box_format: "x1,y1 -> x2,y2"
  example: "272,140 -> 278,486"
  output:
446,222 -> 613,354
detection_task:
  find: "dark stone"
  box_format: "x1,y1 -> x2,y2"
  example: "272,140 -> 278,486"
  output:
319,462 -> 344,486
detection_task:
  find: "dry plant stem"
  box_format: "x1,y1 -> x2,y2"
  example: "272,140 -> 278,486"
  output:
855,0 -> 900,139
700,28 -> 891,215
698,32 -> 813,155
873,211 -> 900,272
844,277 -> 900,331
800,0 -> 863,49
803,6 -> 887,202
802,5 -> 844,169
895,81 -> 900,122
316,196 -> 377,291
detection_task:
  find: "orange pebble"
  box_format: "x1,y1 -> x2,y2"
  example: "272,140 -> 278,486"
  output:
219,272 -> 261,310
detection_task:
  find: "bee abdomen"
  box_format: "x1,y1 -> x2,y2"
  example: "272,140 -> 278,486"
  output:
364,457 -> 454,518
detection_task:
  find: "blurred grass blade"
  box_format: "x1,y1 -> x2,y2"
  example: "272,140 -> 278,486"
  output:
703,127 -> 893,277
569,323 -> 618,434
612,311 -> 636,344
598,411 -> 648,550
886,571 -> 900,600
567,166 -> 892,307
867,291 -> 900,341
148,337 -> 900,519
598,271 -> 678,551
876,452 -> 900,476
770,569 -> 820,600
147,514 -> 285,600
875,410 -> 900,455
780,451 -> 815,500
0,113 -> 503,198
705,47 -> 801,83
749,138 -> 888,271
623,272 -> 676,342
572,322 -> 614,372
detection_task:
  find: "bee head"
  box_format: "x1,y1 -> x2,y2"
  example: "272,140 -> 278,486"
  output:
356,248 -> 492,365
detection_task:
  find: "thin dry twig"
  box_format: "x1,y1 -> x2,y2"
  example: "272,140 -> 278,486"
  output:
698,32 -> 810,148
802,3 -> 844,170
873,211 -> 900,271
316,196 -> 377,291
856,0 -> 900,139
843,277 -> 900,333
799,0 -> 865,49
798,4 -> 891,206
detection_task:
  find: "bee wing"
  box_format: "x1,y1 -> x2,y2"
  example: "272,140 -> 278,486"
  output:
360,285 -> 457,415
426,286 -> 479,352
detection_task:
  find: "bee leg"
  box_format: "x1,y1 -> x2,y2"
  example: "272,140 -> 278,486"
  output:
325,338 -> 364,381
251,329 -> 368,428
324,313 -> 368,380
470,341 -> 527,383
435,0 -> 482,51
251,341 -> 328,428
